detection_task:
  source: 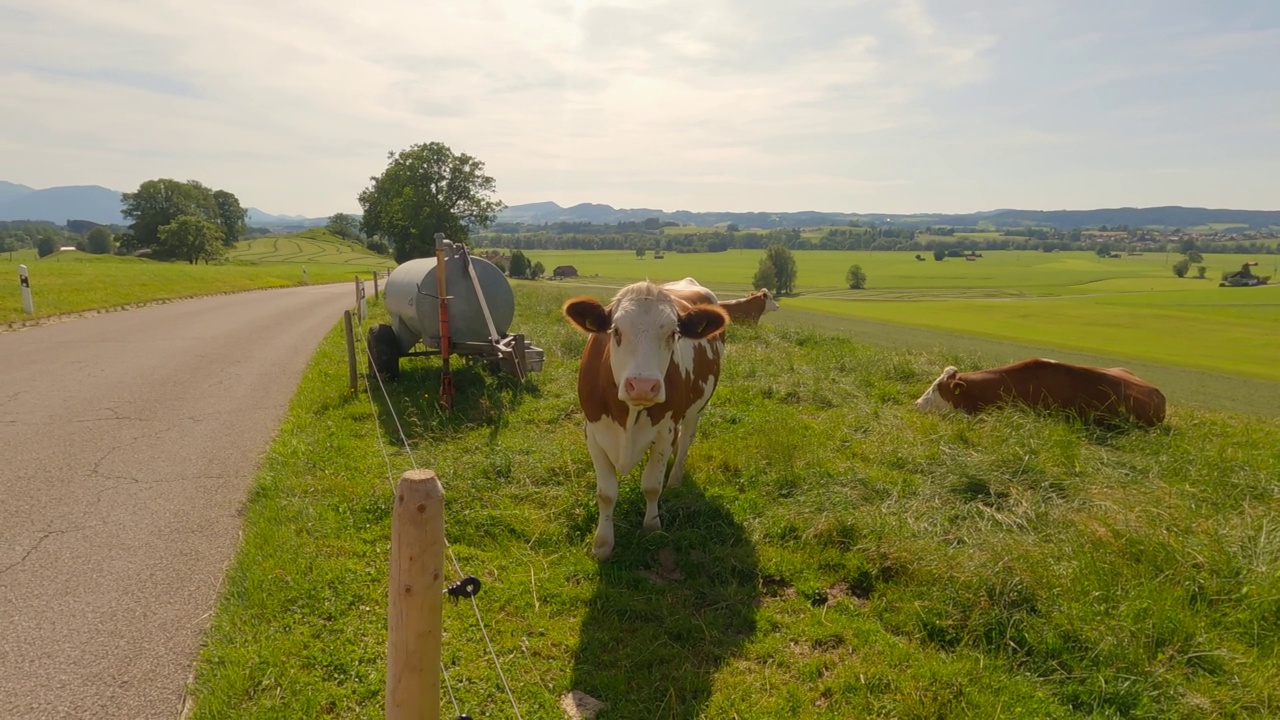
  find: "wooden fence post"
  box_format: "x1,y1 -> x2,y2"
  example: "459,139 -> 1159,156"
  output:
374,270 -> 381,300
344,310 -> 358,392
387,470 -> 445,720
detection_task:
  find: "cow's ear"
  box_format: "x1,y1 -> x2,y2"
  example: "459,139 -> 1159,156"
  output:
678,305 -> 729,339
563,297 -> 611,334
950,379 -> 966,395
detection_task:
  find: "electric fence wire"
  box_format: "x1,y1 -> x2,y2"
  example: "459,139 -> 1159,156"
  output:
355,304 -> 524,719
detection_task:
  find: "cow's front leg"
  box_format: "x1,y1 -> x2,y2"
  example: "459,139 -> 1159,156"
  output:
586,430 -> 619,561
666,410 -> 702,488
641,427 -> 675,532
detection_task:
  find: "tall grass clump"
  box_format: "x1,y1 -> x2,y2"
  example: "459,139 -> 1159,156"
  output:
189,282 -> 1280,718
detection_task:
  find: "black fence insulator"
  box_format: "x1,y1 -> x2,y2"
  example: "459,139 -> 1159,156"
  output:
457,715 -> 473,720
446,575 -> 482,601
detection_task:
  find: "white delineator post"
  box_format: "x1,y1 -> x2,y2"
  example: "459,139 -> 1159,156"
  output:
19,264 -> 34,315
386,469 -> 445,720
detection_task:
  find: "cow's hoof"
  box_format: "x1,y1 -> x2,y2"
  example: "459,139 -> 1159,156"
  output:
666,471 -> 684,488
643,517 -> 662,533
592,538 -> 614,562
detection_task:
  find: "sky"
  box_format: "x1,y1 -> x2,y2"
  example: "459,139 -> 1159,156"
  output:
1,0 -> 1278,217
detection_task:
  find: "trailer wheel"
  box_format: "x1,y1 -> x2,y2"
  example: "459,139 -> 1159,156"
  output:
367,324 -> 400,381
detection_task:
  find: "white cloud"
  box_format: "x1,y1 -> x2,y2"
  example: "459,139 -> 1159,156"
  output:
1,0 -> 1276,214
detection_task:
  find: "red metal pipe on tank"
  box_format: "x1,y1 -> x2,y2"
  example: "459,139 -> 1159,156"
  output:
434,234 -> 454,410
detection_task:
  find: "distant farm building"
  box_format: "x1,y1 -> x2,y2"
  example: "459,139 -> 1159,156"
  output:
552,265 -> 579,278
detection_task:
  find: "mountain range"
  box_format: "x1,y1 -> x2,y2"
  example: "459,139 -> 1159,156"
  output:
4,182 -> 1278,232
496,201 -> 1280,232
0,182 -> 328,228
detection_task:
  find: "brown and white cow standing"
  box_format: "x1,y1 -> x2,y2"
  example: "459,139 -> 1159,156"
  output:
915,358 -> 1166,426
719,289 -> 780,325
563,281 -> 729,560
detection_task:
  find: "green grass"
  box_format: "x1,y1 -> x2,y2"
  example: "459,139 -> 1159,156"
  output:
229,229 -> 397,269
524,249 -> 1280,383
187,283 -> 1280,718
774,308 -> 1280,420
0,230 -> 391,324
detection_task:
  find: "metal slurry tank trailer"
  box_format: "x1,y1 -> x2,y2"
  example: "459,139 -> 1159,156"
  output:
368,235 -> 544,383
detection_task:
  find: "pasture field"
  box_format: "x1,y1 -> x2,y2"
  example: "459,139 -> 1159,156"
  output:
0,231 -> 391,325
187,283 -> 1280,718
228,229 -> 396,270
528,249 -> 1280,384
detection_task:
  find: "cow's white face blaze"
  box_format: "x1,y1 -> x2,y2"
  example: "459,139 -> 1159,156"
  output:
915,366 -> 959,412
762,289 -> 780,312
608,288 -> 680,406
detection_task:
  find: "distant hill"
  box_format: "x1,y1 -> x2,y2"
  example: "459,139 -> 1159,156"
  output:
246,208 -> 330,229
497,202 -> 1280,231
0,184 -> 126,224
0,181 -> 34,202
0,181 -> 333,230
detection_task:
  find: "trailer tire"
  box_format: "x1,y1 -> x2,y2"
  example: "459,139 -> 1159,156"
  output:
368,324 -> 400,381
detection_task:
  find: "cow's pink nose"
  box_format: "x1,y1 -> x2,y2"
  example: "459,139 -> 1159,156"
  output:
624,377 -> 661,401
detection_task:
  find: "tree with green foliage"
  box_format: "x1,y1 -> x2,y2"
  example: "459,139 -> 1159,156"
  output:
158,215 -> 225,265
752,258 -> 776,293
212,189 -> 248,246
752,244 -> 797,295
326,212 -> 361,242
530,261 -> 545,280
357,141 -> 504,263
508,249 -> 530,279
933,249 -> 946,261
846,264 -> 867,289
37,236 -> 59,258
1196,265 -> 1207,279
1173,258 -> 1191,278
121,179 -> 246,256
1186,250 -> 1204,264
635,247 -> 647,257
86,226 -> 115,255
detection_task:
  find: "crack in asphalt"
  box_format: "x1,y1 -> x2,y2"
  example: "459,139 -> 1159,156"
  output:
0,531 -> 63,577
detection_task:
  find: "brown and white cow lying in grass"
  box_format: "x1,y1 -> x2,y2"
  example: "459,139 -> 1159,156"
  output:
719,289 -> 780,325
914,358 -> 1166,426
563,281 -> 729,560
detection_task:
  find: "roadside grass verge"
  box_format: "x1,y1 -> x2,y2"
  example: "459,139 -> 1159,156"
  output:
1,234 -> 388,324
188,283 -> 1280,718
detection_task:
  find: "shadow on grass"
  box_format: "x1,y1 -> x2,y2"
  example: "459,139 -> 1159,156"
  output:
569,479 -> 759,719
365,353 -> 542,444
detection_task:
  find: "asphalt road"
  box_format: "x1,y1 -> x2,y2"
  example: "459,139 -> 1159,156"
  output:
0,284 -> 355,719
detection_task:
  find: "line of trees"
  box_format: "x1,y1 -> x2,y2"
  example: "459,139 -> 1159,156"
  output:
473,225 -> 1279,256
